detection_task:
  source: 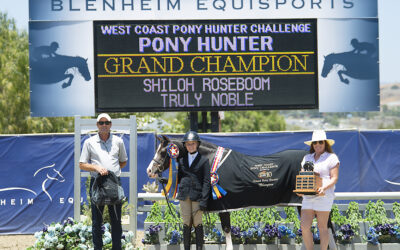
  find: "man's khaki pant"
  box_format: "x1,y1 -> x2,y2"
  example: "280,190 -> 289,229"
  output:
180,197 -> 203,226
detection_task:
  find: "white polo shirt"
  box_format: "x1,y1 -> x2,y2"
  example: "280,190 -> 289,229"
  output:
79,134 -> 128,177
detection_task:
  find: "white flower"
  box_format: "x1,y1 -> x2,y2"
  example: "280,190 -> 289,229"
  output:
56,243 -> 64,249
34,231 -> 43,239
72,224 -> 80,232
78,243 -> 88,249
55,223 -> 63,231
45,234 -> 53,242
43,241 -> 51,248
48,226 -> 56,233
103,232 -> 112,245
51,236 -> 59,243
64,225 -> 72,234
124,231 -> 134,242
103,223 -> 111,231
104,231 -> 111,239
80,237 -> 86,243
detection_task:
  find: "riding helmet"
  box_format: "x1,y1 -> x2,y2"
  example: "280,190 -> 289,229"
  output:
183,131 -> 201,144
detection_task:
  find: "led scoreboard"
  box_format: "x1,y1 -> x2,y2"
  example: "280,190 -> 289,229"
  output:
94,19 -> 318,112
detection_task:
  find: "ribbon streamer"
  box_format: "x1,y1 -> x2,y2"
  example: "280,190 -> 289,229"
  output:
210,146 -> 227,199
161,158 -> 178,199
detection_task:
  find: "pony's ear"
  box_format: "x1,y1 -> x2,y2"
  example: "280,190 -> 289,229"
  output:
156,136 -> 162,142
161,135 -> 170,142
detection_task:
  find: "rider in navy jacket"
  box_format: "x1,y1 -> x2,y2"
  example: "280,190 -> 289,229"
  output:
176,131 -> 211,250
176,150 -> 211,209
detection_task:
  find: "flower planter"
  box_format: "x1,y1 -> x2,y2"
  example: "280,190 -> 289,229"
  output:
144,222 -> 167,245
279,236 -> 295,245
352,221 -> 366,243
378,235 -> 396,243
145,243 -> 400,250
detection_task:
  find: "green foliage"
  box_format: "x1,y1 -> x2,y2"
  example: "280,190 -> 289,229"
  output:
163,204 -> 181,224
259,207 -> 282,225
392,202 -> 400,224
345,202 -> 361,235
330,204 -> 348,226
203,211 -> 220,231
145,202 -> 163,223
364,200 -> 389,226
162,112 -> 189,133
284,207 -> 300,230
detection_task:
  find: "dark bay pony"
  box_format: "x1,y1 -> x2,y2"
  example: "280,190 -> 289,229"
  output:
321,51 -> 378,84
30,54 -> 91,88
147,135 -> 308,248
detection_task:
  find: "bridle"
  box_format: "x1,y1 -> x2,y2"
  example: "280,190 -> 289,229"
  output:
151,148 -> 169,174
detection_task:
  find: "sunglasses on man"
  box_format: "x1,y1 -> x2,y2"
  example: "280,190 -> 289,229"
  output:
312,140 -> 325,145
98,121 -> 111,125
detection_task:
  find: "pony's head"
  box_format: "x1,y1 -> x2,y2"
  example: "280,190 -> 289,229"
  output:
321,53 -> 334,78
77,57 -> 91,81
146,135 -> 174,178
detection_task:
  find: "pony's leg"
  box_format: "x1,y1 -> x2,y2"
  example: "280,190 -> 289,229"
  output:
219,212 -> 232,250
62,74 -> 74,88
338,70 -> 349,84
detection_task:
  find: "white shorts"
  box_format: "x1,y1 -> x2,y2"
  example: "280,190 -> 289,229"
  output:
301,195 -> 334,211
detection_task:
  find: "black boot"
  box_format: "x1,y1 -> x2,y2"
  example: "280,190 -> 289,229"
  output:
183,224 -> 191,250
195,225 -> 204,250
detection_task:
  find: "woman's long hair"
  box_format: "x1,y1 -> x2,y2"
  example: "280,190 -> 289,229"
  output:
309,140 -> 334,154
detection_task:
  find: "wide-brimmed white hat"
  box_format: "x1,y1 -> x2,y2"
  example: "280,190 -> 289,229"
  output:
304,130 -> 335,146
96,113 -> 112,122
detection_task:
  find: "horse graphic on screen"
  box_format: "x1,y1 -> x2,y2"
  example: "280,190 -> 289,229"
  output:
30,42 -> 91,88
146,136 -> 312,249
321,39 -> 378,84
0,163 -> 65,201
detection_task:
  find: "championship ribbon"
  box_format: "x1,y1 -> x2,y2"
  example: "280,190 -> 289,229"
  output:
161,144 -> 179,199
210,146 -> 227,200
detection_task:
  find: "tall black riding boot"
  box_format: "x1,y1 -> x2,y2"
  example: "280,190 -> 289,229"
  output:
183,224 -> 191,250
195,224 -> 204,250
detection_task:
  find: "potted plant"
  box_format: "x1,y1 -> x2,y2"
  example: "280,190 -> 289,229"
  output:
142,224 -> 162,245
144,202 -> 167,244
345,201 -> 362,242
277,224 -> 296,244
262,223 -> 279,244
242,223 -> 263,244
163,223 -> 182,245
228,225 -> 241,244
281,207 -> 300,244
336,224 -> 355,244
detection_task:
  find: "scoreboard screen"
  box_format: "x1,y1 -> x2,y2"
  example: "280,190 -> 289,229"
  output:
94,19 -> 318,112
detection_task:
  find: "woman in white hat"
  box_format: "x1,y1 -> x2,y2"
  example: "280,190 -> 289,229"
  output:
300,130 -> 340,250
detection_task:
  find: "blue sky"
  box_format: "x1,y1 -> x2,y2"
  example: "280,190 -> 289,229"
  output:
1,0 -> 399,84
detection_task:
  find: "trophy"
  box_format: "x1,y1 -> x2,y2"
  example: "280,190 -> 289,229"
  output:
294,161 -> 322,195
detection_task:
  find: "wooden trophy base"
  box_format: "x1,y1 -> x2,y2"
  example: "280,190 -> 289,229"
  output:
293,172 -> 322,195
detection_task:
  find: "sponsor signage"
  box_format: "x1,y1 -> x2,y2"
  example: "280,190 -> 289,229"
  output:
95,19 -> 318,112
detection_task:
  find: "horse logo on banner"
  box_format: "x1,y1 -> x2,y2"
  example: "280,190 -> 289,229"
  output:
321,38 -> 378,84
0,163 -> 65,201
30,41 -> 91,88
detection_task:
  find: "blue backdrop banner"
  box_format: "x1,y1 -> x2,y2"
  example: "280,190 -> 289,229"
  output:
1,130 -> 400,234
